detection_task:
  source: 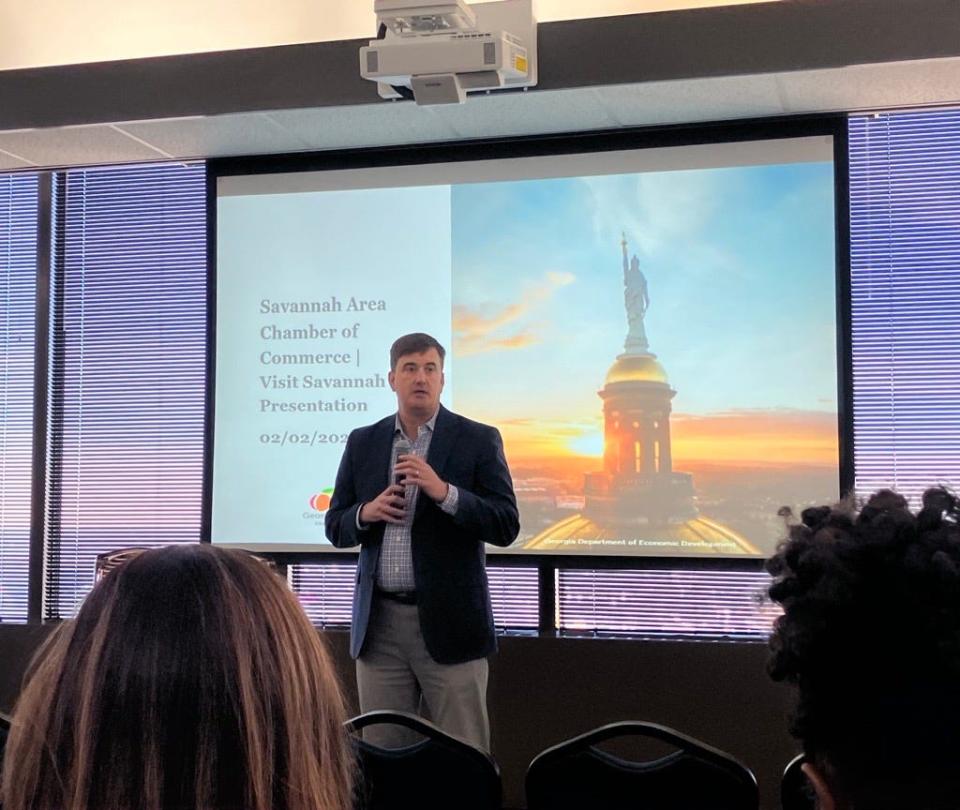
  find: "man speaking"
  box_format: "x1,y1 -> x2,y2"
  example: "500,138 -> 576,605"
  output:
325,332 -> 519,750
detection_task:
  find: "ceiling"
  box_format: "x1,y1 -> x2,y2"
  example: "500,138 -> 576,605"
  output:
0,55 -> 958,172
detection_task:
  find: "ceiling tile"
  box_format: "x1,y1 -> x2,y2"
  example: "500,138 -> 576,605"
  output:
0,148 -> 36,171
267,102 -> 462,150
117,113 -> 311,160
424,87 -> 620,139
0,124 -> 168,168
777,58 -> 960,114
594,74 -> 785,127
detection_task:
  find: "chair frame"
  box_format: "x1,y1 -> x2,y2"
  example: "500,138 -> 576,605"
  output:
781,752 -> 814,810
526,720 -> 758,809
346,710 -> 501,808
346,709 -> 498,772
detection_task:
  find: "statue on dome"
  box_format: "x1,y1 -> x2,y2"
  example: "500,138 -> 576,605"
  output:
621,233 -> 650,353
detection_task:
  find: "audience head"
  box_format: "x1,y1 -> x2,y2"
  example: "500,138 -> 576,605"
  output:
767,487 -> 960,810
1,544 -> 353,810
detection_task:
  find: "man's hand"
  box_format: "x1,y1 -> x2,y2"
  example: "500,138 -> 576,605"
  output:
359,484 -> 406,525
394,454 -> 449,502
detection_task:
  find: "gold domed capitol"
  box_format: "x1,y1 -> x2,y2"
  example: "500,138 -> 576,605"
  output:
604,353 -> 670,387
525,234 -> 759,555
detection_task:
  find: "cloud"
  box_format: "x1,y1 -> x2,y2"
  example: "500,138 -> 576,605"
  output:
672,407 -> 836,432
494,417 -> 605,463
581,171 -> 721,255
457,330 -> 540,357
670,408 -> 838,466
578,171 -> 746,283
546,271 -> 575,287
453,302 -> 527,338
453,271 -> 575,356
497,409 -> 837,467
497,416 -> 600,436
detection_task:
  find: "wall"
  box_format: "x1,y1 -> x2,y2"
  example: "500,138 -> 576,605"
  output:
0,1 -> 777,70
0,624 -> 796,809
4,1 -> 959,133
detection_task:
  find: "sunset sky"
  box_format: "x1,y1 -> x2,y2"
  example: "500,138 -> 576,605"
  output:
449,161 -> 838,471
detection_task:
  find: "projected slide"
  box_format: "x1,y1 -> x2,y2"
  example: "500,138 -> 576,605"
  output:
212,187 -> 452,546
452,165 -> 837,556
213,138 -> 838,556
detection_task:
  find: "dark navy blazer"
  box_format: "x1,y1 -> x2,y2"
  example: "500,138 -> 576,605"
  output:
325,405 -> 519,665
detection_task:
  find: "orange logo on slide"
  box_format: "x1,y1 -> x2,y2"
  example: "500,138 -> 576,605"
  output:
309,488 -> 334,512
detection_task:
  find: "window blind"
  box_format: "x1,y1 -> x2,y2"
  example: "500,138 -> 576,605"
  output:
487,565 -> 539,630
45,163 -> 207,618
292,562 -> 355,626
557,569 -> 778,639
291,562 -> 540,629
0,173 -> 39,623
849,109 -> 960,501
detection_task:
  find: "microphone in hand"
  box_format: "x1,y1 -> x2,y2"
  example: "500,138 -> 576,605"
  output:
393,438 -> 412,486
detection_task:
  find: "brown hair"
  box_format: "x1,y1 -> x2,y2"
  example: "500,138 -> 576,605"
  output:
1,545 -> 353,810
389,332 -> 446,370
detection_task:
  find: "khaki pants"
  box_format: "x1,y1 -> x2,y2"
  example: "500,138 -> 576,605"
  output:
356,596 -> 490,750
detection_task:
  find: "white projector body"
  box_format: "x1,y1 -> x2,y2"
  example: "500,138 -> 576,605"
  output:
360,0 -> 537,105
361,31 -> 529,92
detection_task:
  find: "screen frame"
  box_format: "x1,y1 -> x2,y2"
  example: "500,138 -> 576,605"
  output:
202,112 -> 852,572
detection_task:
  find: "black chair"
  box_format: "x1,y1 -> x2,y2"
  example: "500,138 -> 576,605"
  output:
346,710 -> 501,810
526,721 -> 758,810
781,753 -> 815,810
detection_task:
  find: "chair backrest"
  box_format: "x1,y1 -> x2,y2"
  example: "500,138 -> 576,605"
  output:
346,710 -> 501,810
781,753 -> 815,810
526,721 -> 758,810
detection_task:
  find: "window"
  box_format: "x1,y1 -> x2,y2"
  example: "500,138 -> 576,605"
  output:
0,173 -> 39,622
557,569 -> 776,639
292,563 -> 540,629
849,109 -> 960,501
44,164 -> 207,618
292,562 -> 355,626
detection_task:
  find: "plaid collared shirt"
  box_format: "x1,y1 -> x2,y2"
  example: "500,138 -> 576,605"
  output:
371,412 -> 459,592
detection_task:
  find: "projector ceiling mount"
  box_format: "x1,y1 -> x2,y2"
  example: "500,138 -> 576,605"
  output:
360,0 -> 538,106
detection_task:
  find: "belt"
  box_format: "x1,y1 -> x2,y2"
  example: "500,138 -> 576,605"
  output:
375,588 -> 418,605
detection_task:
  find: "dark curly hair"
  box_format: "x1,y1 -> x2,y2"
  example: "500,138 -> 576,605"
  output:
767,487 -> 960,810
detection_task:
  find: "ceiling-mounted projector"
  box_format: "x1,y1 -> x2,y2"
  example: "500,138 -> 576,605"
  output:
360,0 -> 538,106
